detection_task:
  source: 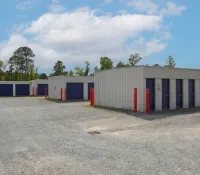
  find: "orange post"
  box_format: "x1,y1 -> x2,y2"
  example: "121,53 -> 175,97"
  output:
60,88 -> 63,101
146,89 -> 150,114
134,88 -> 137,112
32,87 -> 34,96
90,88 -> 95,106
65,88 -> 67,101
92,88 -> 95,106
36,87 -> 38,96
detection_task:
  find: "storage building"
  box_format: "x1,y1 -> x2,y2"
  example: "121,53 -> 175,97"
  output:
48,76 -> 94,100
0,81 -> 30,96
31,79 -> 48,96
95,66 -> 200,112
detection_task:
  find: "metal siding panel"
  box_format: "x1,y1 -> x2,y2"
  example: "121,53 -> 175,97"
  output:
170,79 -> 176,110
176,79 -> 183,108
195,80 -> 200,107
67,83 -> 84,100
16,84 -> 30,96
189,79 -> 195,107
146,78 -> 155,110
122,70 -> 126,109
0,84 -> 13,96
116,70 -> 120,108
38,84 -> 48,96
88,83 -> 94,100
162,79 -> 170,109
155,79 -> 162,111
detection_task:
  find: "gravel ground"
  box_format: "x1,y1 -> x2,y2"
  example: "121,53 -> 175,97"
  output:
0,97 -> 200,175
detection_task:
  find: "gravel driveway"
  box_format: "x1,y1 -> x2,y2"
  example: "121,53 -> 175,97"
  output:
0,97 -> 200,175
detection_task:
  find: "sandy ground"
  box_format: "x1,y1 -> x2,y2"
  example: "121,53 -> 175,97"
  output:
0,97 -> 200,175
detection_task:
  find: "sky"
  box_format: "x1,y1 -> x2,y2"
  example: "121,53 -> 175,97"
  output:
0,0 -> 198,74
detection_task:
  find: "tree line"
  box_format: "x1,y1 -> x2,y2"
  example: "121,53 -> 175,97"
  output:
51,53 -> 176,76
0,46 -> 176,81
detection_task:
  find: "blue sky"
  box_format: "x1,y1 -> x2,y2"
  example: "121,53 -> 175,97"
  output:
0,0 -> 197,74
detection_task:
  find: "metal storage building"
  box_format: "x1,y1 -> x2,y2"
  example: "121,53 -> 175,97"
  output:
0,81 -> 31,96
31,79 -> 48,96
48,76 -> 94,100
95,66 -> 200,112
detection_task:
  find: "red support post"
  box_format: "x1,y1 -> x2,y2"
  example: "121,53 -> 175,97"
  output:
146,89 -> 150,114
90,88 -> 93,106
90,88 -> 95,106
36,87 -> 38,96
65,88 -> 67,101
134,88 -> 137,112
93,88 -> 95,106
32,87 -> 34,96
60,88 -> 63,101
45,88 -> 48,98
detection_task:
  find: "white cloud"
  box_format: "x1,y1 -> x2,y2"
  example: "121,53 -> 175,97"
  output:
49,0 -> 65,13
117,9 -> 128,15
162,31 -> 172,40
16,0 -> 39,11
1,7 -> 170,69
160,1 -> 186,16
127,37 -> 167,57
127,0 -> 159,15
127,0 -> 186,16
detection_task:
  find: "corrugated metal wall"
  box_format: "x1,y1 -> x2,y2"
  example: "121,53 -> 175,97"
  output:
95,66 -> 200,112
95,67 -> 144,111
143,67 -> 200,111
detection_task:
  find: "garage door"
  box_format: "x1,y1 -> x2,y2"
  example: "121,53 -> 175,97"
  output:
88,83 -> 94,100
67,83 -> 83,100
38,84 -> 48,96
16,84 -> 30,96
0,84 -> 13,96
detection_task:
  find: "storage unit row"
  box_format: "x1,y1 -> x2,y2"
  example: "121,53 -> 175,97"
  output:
94,66 -> 200,112
0,82 -> 30,96
48,76 -> 94,100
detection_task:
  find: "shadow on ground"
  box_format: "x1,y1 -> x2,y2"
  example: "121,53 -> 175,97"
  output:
94,105 -> 200,121
46,98 -> 89,103
129,107 -> 200,120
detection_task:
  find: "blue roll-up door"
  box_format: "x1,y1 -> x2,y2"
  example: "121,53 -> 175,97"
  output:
189,79 -> 195,108
146,78 -> 155,111
0,84 -> 13,96
16,84 -> 30,96
176,79 -> 183,108
88,83 -> 94,100
162,79 -> 170,109
67,83 -> 84,100
38,84 -> 48,96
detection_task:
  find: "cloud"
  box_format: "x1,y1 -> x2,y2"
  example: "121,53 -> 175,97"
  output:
127,0 -> 159,15
162,31 -> 172,40
127,0 -> 186,16
48,0 -> 65,13
160,1 -> 186,16
127,37 -> 167,57
1,7 -> 170,69
16,0 -> 40,11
